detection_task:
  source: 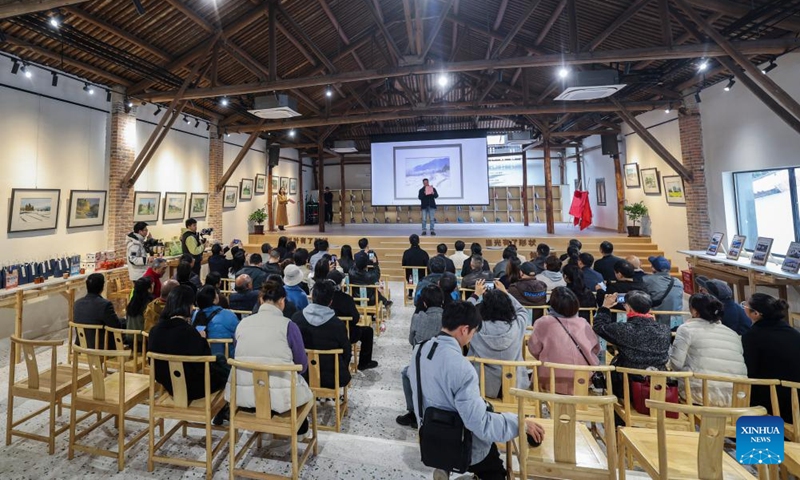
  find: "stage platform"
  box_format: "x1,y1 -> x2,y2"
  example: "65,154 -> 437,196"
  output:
263,223 -> 624,238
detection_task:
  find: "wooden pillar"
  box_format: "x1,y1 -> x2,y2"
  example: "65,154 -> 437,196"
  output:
298,156 -> 304,226
267,166 -> 275,232
613,153 -> 626,233
522,151 -> 529,226
318,146 -> 325,232
543,137 -> 555,234
340,154 -> 347,226
559,157 -> 566,185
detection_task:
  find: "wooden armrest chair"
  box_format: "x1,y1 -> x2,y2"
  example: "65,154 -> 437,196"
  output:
540,362 -> 616,427
618,401 -> 768,480
6,336 -> 93,454
68,345 -> 153,471
230,309 -> 253,320
693,373 -> 781,438
510,388 -> 618,480
146,352 -> 229,480
469,357 -> 542,414
341,316 -> 358,374
67,321 -> 105,364
207,338 -> 234,359
402,266 -> 424,306
227,359 -> 318,480
615,367 -> 695,431
459,287 -> 475,300
349,284 -> 383,335
219,277 -> 235,296
783,380 -> 800,478
107,277 -> 132,313
523,305 -> 549,325
105,326 -> 145,373
306,349 -> 348,432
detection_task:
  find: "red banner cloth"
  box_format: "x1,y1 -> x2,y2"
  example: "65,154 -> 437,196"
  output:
568,190 -> 593,230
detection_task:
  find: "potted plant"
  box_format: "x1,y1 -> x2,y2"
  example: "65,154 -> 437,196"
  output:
248,208 -> 268,234
623,201 -> 648,237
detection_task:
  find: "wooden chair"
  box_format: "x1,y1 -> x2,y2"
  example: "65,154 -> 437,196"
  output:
107,277 -> 132,313
618,400 -> 768,480
105,326 -> 146,373
341,316 -> 358,374
459,287 -> 475,300
219,277 -> 235,296
207,338 -> 234,359
306,349 -> 348,432
402,266 -> 424,306
693,373 -> 781,437
6,336 -> 93,454
227,359 -> 318,480
523,305 -> 549,325
349,284 -> 383,335
783,380 -> 800,478
511,388 -> 618,480
470,357 -> 541,413
230,309 -> 253,319
579,308 -> 597,326
68,345 -> 152,471
540,362 -> 616,426
146,352 -> 230,480
67,321 -> 105,364
615,367 -> 695,431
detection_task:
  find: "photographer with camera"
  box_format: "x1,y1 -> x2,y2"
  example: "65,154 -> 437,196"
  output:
127,221 -> 152,280
181,218 -> 207,276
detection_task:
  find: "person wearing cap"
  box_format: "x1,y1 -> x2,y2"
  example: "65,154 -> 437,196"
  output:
283,264 -> 309,310
696,276 -> 751,335
642,255 -> 684,328
508,261 -> 548,322
327,270 -> 377,370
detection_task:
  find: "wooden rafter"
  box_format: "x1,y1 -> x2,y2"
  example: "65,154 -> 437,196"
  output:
0,0 -> 86,19
491,0 -> 544,59
585,0 -> 652,52
419,0 -> 455,60
63,6 -> 170,61
216,121 -> 267,191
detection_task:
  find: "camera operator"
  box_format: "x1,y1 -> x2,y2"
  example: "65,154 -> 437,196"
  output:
181,218 -> 206,276
127,221 -> 151,281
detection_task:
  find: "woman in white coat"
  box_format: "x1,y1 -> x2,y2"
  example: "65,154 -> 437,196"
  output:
669,293 -> 747,406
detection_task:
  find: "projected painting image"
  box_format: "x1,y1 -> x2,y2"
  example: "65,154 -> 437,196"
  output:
394,144 -> 463,201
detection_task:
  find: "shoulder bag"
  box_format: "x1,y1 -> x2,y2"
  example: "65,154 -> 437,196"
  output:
651,277 -> 677,308
553,316 -> 605,390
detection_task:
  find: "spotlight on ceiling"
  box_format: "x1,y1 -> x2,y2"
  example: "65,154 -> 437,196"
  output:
205,122 -> 210,131
762,59 -> 777,74
49,15 -> 60,28
665,103 -> 671,114
51,72 -> 58,87
22,64 -> 31,78
220,97 -> 229,106
288,129 -> 296,138
325,86 -> 333,98
11,59 -> 19,74
194,119 -> 200,128
437,74 -> 448,88
126,98 -> 134,108
724,78 -> 735,92
225,129 -> 230,138
184,115 -> 191,124
154,105 -> 162,116
698,59 -> 708,72
557,67 -> 570,79
83,83 -> 94,94
694,89 -> 702,104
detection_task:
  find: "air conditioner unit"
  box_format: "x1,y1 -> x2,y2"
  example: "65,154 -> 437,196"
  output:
249,94 -> 301,119
332,140 -> 358,153
554,70 -> 627,101
506,131 -> 534,145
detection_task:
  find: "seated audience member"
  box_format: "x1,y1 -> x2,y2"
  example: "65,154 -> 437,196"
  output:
274,236 -> 289,259
145,279 -> 179,332
414,255 -> 447,301
669,293 -> 747,406
696,276 -> 751,335
498,257 -> 523,289
535,255 -> 567,290
626,255 -> 646,283
358,237 -> 378,265
310,253 -> 332,287
126,276 -> 153,333
528,287 -> 600,394
449,240 -> 470,271
531,243 -> 550,275
149,286 -> 230,410
74,273 -> 124,349
461,242 -> 491,277
208,242 -> 233,278
142,257 -> 167,299
642,255 -> 684,327
173,253 -> 202,288
262,250 -> 283,276
260,242 -> 272,256
292,281 -> 352,389
309,239 -> 331,271
283,264 -> 310,310
327,270 -> 377,370
292,248 -> 312,294
578,252 -> 605,291
508,262 -> 548,321
742,293 -> 800,424
338,245 -> 355,274
231,246 -> 246,274
562,264 -> 598,321
559,239 -> 582,263
264,274 -> 299,320
192,285 -> 239,358
176,261 -> 198,295
229,274 -> 259,313
439,272 -> 459,307
227,280 -> 312,434
397,285 -> 445,428
430,243 -> 456,274
349,252 -> 390,306
493,246 -> 518,278
281,241 -> 297,262
593,241 -> 623,283
461,254 -> 494,289
236,253 -> 267,291
408,300 -> 545,479
467,280 -> 530,398
402,234 -> 430,288
204,271 -> 229,309
597,260 -> 645,309
594,290 -> 671,401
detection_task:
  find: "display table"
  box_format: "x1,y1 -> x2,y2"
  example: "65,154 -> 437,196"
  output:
679,250 -> 800,301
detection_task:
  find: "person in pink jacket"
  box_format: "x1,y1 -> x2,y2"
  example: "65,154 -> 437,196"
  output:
528,287 -> 600,394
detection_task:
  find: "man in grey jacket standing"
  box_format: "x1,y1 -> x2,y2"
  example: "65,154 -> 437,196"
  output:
408,300 -> 544,480
643,255 -> 684,328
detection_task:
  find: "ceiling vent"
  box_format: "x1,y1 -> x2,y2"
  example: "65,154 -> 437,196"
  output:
249,94 -> 301,119
332,140 -> 358,153
554,70 -> 627,101
506,131 -> 534,145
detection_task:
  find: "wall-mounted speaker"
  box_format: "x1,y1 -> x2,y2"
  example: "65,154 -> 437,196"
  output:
601,134 -> 619,156
268,146 -> 280,167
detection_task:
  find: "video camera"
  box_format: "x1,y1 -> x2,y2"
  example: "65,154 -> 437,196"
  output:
143,237 -> 164,255
200,228 -> 214,236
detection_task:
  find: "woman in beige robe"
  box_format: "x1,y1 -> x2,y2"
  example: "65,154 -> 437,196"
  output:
276,187 -> 294,230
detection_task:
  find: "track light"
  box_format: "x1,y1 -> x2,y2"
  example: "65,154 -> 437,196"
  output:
49,15 -> 61,28
698,59 -> 708,72
205,122 -> 210,131
724,78 -> 735,92
694,89 -> 702,103
184,115 -> 190,124
288,129 -> 296,138
224,128 -> 230,138
437,73 -> 448,88
11,59 -> 19,74
194,119 -> 200,128
154,105 -> 161,116
558,67 -> 570,79
51,72 -> 58,87
762,59 -> 777,74
665,103 -> 672,114
83,83 -> 94,94
106,90 -> 111,102
22,65 -> 32,78
126,98 -> 133,108
220,97 -> 229,106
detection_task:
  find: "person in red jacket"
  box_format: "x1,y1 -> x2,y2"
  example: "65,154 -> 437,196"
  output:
142,257 -> 168,299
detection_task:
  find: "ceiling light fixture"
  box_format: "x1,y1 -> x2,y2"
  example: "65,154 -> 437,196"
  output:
51,72 -> 58,87
220,97 -> 229,106
694,89 -> 702,103
665,103 -> 672,113
83,83 -> 94,94
325,86 -> 333,98
557,67 -> 570,79
11,59 -> 20,75
698,59 -> 708,71
724,78 -> 735,92
205,122 -> 210,131
154,105 -> 162,116
106,90 -> 111,102
288,129 -> 296,138
22,64 -> 31,78
762,59 -> 777,74
184,115 -> 191,124
194,119 -> 200,128
126,98 -> 133,108
437,73 -> 448,87
49,16 -> 60,28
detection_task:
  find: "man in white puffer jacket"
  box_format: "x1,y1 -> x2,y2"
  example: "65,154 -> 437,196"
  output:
668,293 -> 747,406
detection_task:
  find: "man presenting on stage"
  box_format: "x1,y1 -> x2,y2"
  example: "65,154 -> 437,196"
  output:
418,178 -> 439,236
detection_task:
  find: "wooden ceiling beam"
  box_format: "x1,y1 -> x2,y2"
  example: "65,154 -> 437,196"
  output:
567,0 -> 578,53
402,0 -> 416,54
0,0 -> 86,19
536,0 -> 568,46
164,0 -> 217,33
138,38 -> 799,102
447,14 -> 547,56
363,0 -> 403,63
216,120 -> 267,191
419,0 -> 455,61
492,0 -> 544,59
63,6 -> 170,61
684,0 -> 800,32
633,11 -> 723,70
414,0 -> 423,58
585,0 -> 652,52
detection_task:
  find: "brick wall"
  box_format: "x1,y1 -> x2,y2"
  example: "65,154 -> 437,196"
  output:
107,96 -> 137,271
679,96 -> 711,250
208,125 -> 224,239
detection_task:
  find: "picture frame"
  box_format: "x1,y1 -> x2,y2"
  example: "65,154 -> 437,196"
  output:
624,163 -> 640,188
279,176 -> 289,193
751,237 -> 774,267
727,235 -> 746,261
223,186 -> 238,209
289,178 -> 298,195
189,192 -> 209,218
133,191 -> 161,222
255,174 -> 267,195
163,192 -> 187,221
8,188 -> 61,233
706,232 -> 725,256
640,168 -> 661,195
271,176 -> 279,193
782,241 -> 800,274
663,175 -> 686,205
241,178 -> 254,200
595,178 -> 607,206
67,189 -> 107,228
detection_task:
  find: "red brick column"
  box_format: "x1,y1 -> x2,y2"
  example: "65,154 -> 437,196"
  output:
208,124 -> 224,239
107,95 -> 137,260
679,96 -> 711,250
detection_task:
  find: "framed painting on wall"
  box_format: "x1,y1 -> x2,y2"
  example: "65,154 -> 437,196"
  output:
663,175 -> 686,205
241,178 -> 254,200
271,176 -> 279,193
624,163 -> 640,188
189,193 -> 209,218
133,191 -> 160,222
8,188 -> 61,233
223,186 -> 238,208
640,168 -> 661,195
255,174 -> 267,195
67,189 -> 106,228
163,192 -> 187,221
279,177 -> 289,193
596,178 -> 607,206
289,178 -> 298,195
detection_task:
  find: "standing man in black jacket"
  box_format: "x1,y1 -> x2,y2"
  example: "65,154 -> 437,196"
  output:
323,187 -> 334,224
418,178 -> 439,236
402,234 -> 430,295
181,218 -> 206,276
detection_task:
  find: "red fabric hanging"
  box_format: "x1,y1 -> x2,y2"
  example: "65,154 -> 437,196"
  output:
568,190 -> 593,230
